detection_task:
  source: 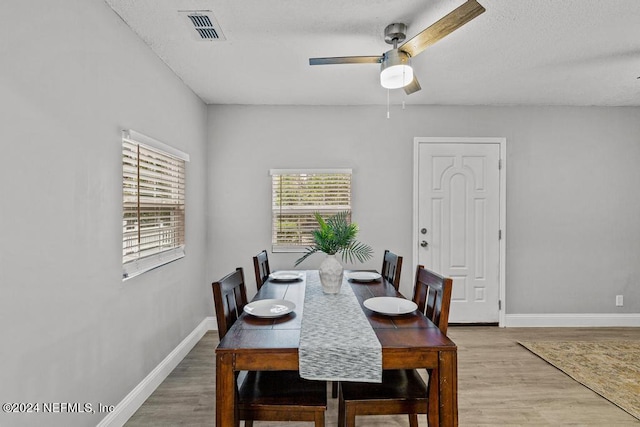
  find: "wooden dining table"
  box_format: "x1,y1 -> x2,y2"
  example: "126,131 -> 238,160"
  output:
215,270 -> 458,426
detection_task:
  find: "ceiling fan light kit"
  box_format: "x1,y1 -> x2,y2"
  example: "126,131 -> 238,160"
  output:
380,49 -> 413,89
308,0 -> 486,95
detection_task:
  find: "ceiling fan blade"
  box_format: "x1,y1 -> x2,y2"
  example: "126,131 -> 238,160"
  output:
309,56 -> 383,66
400,0 -> 486,58
404,76 -> 421,95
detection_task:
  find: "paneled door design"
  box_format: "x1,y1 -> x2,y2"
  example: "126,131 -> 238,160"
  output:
416,139 -> 503,323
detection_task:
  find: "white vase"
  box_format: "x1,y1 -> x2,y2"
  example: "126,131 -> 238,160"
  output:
318,254 -> 344,294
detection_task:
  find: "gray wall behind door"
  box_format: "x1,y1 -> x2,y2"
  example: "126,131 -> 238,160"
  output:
207,104 -> 640,316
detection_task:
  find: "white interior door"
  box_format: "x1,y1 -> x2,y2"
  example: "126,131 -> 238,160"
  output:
416,140 -> 502,323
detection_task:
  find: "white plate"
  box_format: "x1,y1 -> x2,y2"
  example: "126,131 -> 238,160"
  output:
364,297 -> 417,315
269,271 -> 304,282
347,271 -> 382,282
243,299 -> 296,318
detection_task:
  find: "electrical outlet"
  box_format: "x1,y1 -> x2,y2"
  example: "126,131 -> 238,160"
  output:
616,295 -> 623,307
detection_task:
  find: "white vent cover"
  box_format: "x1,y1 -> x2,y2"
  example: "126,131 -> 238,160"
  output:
180,10 -> 226,41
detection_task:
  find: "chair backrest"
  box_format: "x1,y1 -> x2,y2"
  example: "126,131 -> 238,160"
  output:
412,265 -> 453,334
381,249 -> 403,290
212,268 -> 248,340
253,250 -> 270,290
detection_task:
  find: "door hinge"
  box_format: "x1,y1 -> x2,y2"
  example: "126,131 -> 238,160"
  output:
499,229 -> 502,240
499,300 -> 502,310
499,159 -> 502,170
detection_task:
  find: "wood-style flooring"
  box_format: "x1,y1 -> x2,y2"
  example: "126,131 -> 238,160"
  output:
125,326 -> 640,426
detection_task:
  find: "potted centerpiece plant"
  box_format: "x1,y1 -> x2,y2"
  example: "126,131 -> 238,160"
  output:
295,211 -> 373,293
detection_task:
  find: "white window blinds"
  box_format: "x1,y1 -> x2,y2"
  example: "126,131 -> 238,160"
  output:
122,130 -> 189,279
270,169 -> 352,252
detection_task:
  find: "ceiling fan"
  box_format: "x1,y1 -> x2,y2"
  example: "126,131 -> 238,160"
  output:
309,0 -> 486,95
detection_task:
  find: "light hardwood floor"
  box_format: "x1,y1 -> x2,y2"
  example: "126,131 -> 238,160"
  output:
125,327 -> 640,426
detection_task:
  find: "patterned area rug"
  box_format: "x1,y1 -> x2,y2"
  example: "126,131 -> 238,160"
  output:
519,340 -> 640,420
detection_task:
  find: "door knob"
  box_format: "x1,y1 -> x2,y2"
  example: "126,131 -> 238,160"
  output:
421,240 -> 428,247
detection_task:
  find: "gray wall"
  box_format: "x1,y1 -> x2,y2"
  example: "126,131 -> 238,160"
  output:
0,1 -> 209,426
207,104 -> 640,315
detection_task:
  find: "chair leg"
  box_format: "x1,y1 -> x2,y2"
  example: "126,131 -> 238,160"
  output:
409,413 -> 419,427
345,402 -> 357,427
427,409 -> 438,427
244,421 -> 253,427
427,368 -> 439,427
315,411 -> 325,427
337,400 -> 344,427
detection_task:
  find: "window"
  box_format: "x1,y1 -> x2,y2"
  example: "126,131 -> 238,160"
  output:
122,130 -> 189,279
270,169 -> 352,252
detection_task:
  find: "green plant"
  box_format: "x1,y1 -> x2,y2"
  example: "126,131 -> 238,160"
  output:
295,211 -> 373,266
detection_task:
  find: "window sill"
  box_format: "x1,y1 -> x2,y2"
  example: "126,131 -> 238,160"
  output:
123,247 -> 185,281
272,246 -> 308,253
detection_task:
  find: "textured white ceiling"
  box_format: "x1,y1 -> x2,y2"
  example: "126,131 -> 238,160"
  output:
104,0 -> 640,106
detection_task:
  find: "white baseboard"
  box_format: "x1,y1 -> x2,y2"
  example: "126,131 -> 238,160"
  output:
97,316 -> 217,427
504,313 -> 640,327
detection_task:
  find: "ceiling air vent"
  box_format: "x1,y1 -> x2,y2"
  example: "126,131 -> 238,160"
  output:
181,10 -> 226,41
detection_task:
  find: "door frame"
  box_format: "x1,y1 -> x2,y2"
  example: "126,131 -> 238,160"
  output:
413,137 -> 507,327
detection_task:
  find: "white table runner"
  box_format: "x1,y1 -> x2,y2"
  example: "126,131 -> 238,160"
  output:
299,270 -> 382,383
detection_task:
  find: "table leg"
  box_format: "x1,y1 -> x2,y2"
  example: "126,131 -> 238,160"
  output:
438,350 -> 458,427
216,352 -> 236,427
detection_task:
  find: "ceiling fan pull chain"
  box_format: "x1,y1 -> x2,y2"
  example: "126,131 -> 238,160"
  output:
387,89 -> 390,119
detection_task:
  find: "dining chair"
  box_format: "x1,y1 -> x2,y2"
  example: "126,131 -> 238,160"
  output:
337,265 -> 453,427
253,249 -> 270,290
381,249 -> 403,290
212,268 -> 327,427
